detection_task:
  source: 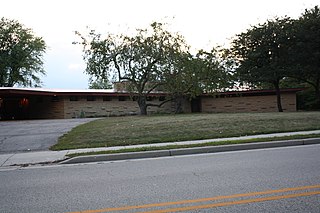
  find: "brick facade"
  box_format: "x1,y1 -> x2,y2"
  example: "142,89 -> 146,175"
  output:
63,96 -> 175,119
0,88 -> 301,120
201,93 -> 297,113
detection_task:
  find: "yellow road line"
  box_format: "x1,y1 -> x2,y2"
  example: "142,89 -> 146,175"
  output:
140,190 -> 320,213
67,184 -> 320,213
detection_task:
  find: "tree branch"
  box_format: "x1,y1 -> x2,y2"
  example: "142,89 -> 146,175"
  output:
146,97 -> 173,108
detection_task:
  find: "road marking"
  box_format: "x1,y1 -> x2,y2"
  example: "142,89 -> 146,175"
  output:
67,184 -> 320,213
140,190 -> 320,213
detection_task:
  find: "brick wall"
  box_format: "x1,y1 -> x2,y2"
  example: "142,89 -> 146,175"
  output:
63,96 -> 175,118
201,93 -> 297,113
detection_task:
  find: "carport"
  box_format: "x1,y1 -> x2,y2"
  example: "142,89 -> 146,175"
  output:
0,88 -> 61,120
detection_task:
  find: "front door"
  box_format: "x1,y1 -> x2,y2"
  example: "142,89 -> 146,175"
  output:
191,97 -> 201,113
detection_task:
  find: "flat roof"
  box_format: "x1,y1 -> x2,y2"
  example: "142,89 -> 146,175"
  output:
0,87 -> 166,96
0,87 -> 303,97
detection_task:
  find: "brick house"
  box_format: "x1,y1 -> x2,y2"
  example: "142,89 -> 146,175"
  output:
0,87 -> 301,120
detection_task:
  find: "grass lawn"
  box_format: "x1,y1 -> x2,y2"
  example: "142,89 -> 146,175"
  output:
51,112 -> 320,150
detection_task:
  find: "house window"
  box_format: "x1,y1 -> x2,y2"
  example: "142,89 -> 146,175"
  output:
103,96 -> 112,101
69,96 -> 78,101
118,96 -> 126,101
132,96 -> 137,101
87,96 -> 96,101
159,96 -> 166,101
146,96 -> 153,101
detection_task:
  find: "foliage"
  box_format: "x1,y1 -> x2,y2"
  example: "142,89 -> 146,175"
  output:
88,77 -> 112,89
76,22 -> 236,114
75,22 -> 188,115
0,17 -> 46,87
231,17 -> 294,111
231,6 -> 320,110
297,89 -> 320,110
289,6 -> 320,105
161,48 -> 234,113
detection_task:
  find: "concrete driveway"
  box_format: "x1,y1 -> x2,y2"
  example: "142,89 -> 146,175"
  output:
0,118 -> 98,154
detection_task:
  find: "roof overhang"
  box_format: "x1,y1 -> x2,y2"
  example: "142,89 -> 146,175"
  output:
0,87 -> 168,97
0,87 -> 304,97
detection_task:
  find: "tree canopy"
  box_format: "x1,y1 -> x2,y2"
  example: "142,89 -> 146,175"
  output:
76,6 -> 320,113
160,48 -> 234,113
231,6 -> 320,110
231,17 -> 295,112
0,17 -> 46,87
289,6 -> 320,105
75,22 -> 231,114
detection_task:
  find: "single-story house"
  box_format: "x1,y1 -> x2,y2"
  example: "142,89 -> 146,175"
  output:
0,87 -> 302,120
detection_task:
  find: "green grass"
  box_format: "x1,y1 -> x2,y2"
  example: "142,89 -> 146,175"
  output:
51,112 -> 320,151
66,134 -> 320,158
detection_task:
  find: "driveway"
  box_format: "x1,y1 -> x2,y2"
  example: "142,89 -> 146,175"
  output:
0,118 -> 98,154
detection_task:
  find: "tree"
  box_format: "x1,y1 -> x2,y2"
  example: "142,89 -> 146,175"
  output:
290,6 -> 320,106
231,17 -> 294,112
88,77 -> 112,89
75,22 -> 188,115
162,48 -> 234,113
0,17 -> 46,87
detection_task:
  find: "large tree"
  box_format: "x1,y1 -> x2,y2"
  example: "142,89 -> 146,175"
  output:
170,48 -> 233,113
290,6 -> 320,105
75,22 -> 188,115
231,17 -> 294,112
162,48 -> 234,113
0,17 -> 46,87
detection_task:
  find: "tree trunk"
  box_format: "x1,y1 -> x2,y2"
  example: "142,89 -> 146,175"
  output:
274,82 -> 283,112
137,96 -> 148,115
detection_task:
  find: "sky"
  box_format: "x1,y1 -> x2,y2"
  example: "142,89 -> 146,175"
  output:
1,0 -> 319,89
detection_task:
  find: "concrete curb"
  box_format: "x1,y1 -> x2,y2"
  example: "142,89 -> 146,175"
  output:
60,138 -> 320,164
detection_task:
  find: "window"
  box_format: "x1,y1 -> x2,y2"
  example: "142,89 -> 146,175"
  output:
146,96 -> 153,101
103,96 -> 112,101
159,96 -> 166,101
69,96 -> 78,101
132,96 -> 137,101
118,96 -> 126,101
87,96 -> 96,101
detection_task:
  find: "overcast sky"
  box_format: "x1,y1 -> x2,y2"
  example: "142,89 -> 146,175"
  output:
1,0 -> 318,89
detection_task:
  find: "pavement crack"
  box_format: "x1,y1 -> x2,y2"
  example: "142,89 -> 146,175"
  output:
0,153 -> 15,167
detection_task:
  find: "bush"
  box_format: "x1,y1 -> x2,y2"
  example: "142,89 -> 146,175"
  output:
297,89 -> 320,110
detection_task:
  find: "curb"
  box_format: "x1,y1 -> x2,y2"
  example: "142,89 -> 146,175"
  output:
60,138 -> 320,165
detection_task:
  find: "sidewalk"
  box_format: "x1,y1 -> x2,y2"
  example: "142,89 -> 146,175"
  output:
1,130 -> 320,167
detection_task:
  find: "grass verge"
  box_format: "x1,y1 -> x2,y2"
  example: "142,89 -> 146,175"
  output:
51,112 -> 320,151
66,133 -> 320,158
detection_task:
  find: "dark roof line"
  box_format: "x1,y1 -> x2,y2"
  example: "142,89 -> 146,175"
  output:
0,87 -> 304,97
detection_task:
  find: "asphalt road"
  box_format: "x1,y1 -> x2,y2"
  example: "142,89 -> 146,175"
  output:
1,145 -> 320,213
0,118 -> 97,153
